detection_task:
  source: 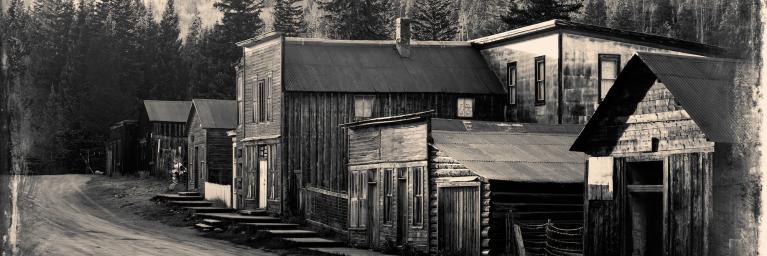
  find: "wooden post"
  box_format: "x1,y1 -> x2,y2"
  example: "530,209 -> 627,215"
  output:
513,224 -> 526,256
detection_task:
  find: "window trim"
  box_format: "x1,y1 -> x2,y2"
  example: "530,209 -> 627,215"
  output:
237,70 -> 244,125
457,97 -> 474,118
598,54 -> 621,102
353,95 -> 375,120
507,62 -> 517,105
534,56 -> 546,105
257,79 -> 268,123
411,166 -> 424,227
383,168 -> 393,224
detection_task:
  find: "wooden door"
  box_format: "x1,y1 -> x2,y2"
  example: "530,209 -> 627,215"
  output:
259,159 -> 268,208
439,185 -> 480,256
193,147 -> 199,189
396,168 -> 408,244
367,173 -> 379,247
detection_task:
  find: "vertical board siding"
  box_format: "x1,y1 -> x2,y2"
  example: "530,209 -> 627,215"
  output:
438,186 -> 481,256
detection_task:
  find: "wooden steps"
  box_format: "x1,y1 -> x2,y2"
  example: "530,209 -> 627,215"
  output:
154,194 -> 204,202
283,237 -> 344,247
168,200 -> 213,207
195,212 -> 280,223
240,223 -> 300,230
177,191 -> 200,196
185,206 -> 236,214
238,209 -> 268,216
261,229 -> 317,238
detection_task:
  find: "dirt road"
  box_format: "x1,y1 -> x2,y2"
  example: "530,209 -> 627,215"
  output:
12,174 -> 273,256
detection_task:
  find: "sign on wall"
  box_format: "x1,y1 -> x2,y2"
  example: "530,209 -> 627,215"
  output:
587,156 -> 614,200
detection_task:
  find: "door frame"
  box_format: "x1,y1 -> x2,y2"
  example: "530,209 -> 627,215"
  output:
437,181 -> 481,256
620,156 -> 669,256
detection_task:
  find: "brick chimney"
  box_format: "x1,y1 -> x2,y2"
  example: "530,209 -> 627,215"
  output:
396,17 -> 411,58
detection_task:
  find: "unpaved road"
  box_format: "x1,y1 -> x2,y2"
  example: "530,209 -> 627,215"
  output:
12,174 -> 273,256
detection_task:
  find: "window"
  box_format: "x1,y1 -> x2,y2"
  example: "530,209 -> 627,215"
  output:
457,98 -> 474,118
251,77 -> 258,122
237,70 -> 244,125
535,56 -> 546,104
349,169 -> 369,228
245,146 -> 257,199
268,145 -> 277,200
507,62 -> 517,105
354,95 -> 374,120
599,54 -> 621,101
258,79 -> 268,122
383,168 -> 393,223
411,166 -> 424,226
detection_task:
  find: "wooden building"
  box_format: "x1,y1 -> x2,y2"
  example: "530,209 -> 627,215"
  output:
233,18 -> 506,222
472,19 -> 726,124
138,100 -> 191,178
186,99 -> 237,207
105,120 -> 137,176
570,53 -> 745,256
344,113 -> 586,255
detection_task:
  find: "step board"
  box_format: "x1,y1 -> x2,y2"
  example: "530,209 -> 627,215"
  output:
195,212 -> 281,223
241,223 -> 299,230
168,200 -> 213,207
202,218 -> 225,225
262,229 -> 317,238
194,223 -> 214,230
238,209 -> 268,216
185,206 -> 236,214
154,194 -> 204,201
177,192 -> 200,196
284,237 -> 344,247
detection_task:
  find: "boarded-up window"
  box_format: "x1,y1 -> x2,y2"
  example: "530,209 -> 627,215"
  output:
383,168 -> 393,223
349,169 -> 369,228
588,156 -> 614,200
354,95 -> 374,120
507,62 -> 517,105
599,54 -> 621,101
535,56 -> 545,104
457,98 -> 474,118
412,166 -> 424,226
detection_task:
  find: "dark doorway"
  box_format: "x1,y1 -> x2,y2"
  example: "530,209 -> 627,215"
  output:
367,169 -> 379,247
625,161 -> 664,256
396,168 -> 408,244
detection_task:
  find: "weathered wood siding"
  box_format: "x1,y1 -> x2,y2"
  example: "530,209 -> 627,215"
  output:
347,121 -> 429,252
106,121 -> 138,176
560,32 -> 699,124
284,92 -> 504,231
206,129 -> 233,185
581,82 -> 714,256
479,32 -> 560,124
237,35 -> 283,213
148,122 -> 186,178
188,109 -> 206,190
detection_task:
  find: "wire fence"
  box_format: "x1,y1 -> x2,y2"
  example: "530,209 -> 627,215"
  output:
518,220 -> 583,256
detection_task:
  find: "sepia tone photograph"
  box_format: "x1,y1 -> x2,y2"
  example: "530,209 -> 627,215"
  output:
0,0 -> 763,255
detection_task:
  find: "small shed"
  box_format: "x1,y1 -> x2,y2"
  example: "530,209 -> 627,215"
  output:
570,52 -> 743,256
429,119 -> 586,256
105,120 -> 137,176
186,99 -> 237,207
344,113 -> 586,255
138,100 -> 191,178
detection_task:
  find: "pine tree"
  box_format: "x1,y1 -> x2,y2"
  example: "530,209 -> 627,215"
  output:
319,0 -> 396,40
411,0 -> 458,41
500,0 -> 583,29
607,0 -> 635,31
155,0 -> 183,100
582,0 -> 607,26
214,0 -> 265,43
182,12 -> 204,98
273,0 -> 307,37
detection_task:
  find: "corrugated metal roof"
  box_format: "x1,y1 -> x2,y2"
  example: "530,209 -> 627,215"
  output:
432,127 -> 586,183
432,118 -> 583,134
471,20 -> 727,56
571,52 -> 739,151
143,100 -> 192,123
282,40 -> 504,94
191,99 -> 237,129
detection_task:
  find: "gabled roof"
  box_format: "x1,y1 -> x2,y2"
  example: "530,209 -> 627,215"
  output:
571,52 -> 739,152
432,119 -> 586,183
282,38 -> 504,94
471,19 -> 727,56
190,99 -> 237,129
143,100 -> 192,123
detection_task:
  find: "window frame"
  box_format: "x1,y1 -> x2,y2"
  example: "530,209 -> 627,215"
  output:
237,70 -> 244,125
457,97 -> 474,118
534,56 -> 546,105
598,54 -> 621,102
411,166 -> 424,227
507,62 -> 517,105
353,95 -> 375,120
383,168 -> 393,224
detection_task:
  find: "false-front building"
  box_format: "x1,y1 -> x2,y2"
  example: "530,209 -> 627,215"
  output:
571,52 -> 748,256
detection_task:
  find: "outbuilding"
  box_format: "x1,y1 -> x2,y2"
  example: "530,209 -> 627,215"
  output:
570,52 -> 748,256
105,120 -> 137,176
138,100 -> 191,178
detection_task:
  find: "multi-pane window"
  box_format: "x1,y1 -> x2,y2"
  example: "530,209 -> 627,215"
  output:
599,54 -> 621,101
354,95 -> 374,120
411,166 -> 424,226
457,98 -> 474,118
237,70 -> 244,125
267,145 -> 277,200
245,146 -> 257,199
535,56 -> 546,104
383,168 -> 393,223
349,169 -> 369,228
507,62 -> 517,105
